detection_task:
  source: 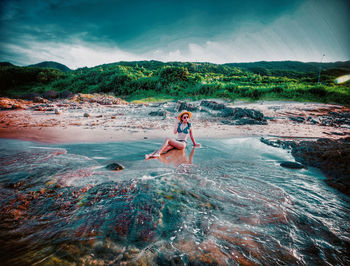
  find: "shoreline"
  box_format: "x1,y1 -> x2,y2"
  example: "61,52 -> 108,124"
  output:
1,96 -> 350,144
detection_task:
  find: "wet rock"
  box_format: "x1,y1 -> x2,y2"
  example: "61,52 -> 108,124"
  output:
106,162 -> 124,171
43,90 -> 59,99
260,137 -> 296,149
55,108 -> 61,115
262,137 -> 350,195
280,161 -> 304,169
291,137 -> 350,195
200,100 -> 226,110
84,112 -> 90,117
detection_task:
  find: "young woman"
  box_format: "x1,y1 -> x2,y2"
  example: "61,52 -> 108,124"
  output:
145,110 -> 200,159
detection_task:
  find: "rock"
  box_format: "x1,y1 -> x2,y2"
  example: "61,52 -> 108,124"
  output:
43,90 -> 59,99
260,137 -> 296,149
33,96 -> 47,103
291,137 -> 350,195
60,90 -> 73,99
219,107 -> 267,125
106,162 -> 124,171
289,116 -> 305,123
222,117 -> 267,125
84,113 -> 90,117
0,97 -> 26,110
318,111 -> 350,127
149,109 -> 168,116
220,107 -> 264,120
55,109 -> 61,115
200,100 -> 226,110
280,161 -> 304,169
72,93 -> 128,105
177,101 -> 198,112
264,137 -> 350,195
21,92 -> 41,100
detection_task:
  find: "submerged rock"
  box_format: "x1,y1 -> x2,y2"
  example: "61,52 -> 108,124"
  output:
280,161 -> 304,169
106,162 -> 125,171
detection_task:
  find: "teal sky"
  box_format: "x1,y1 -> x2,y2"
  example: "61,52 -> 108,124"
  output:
0,0 -> 349,69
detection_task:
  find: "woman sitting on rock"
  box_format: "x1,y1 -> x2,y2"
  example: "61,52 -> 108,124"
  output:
145,110 -> 200,159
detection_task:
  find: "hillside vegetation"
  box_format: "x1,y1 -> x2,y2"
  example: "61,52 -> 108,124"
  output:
1,60 -> 349,104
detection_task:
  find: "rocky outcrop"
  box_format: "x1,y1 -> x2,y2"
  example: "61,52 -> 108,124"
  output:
220,107 -> 267,125
0,97 -> 28,110
319,111 -> 350,128
60,90 -> 73,99
43,90 -> 59,99
261,137 -> 350,195
177,101 -> 198,112
149,109 -> 168,117
200,100 -> 226,110
292,137 -> 350,195
72,93 -> 128,105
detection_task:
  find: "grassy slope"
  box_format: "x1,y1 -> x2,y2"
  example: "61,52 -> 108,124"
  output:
1,60 -> 349,104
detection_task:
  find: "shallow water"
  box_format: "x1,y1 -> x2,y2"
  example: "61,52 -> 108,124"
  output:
0,138 -> 349,265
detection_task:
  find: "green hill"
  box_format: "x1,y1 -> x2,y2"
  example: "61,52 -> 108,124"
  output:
1,60 -> 349,104
28,61 -> 71,72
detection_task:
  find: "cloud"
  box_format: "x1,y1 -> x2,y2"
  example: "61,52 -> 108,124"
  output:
0,0 -> 349,67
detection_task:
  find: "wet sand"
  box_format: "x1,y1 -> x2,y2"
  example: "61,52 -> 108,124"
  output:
1,97 -> 350,144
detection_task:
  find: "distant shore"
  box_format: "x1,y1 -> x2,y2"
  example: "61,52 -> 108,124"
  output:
1,94 -> 350,144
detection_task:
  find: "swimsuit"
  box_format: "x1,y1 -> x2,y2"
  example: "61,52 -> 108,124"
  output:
177,122 -> 191,134
176,122 -> 191,143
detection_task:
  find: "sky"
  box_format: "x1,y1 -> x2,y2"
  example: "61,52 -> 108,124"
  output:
0,0 -> 349,69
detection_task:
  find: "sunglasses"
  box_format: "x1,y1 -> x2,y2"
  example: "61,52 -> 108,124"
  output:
182,116 -> 189,119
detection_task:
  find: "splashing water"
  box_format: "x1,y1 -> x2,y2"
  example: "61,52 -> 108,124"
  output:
0,138 -> 349,265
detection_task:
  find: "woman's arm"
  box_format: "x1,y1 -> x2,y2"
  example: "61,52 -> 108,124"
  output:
189,128 -> 200,147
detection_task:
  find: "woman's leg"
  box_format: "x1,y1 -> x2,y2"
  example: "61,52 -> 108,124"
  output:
154,138 -> 186,156
145,139 -> 185,159
161,144 -> 174,154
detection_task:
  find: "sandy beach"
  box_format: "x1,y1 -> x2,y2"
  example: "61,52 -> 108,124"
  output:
1,95 -> 350,144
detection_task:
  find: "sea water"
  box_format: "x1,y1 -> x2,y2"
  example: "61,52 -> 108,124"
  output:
0,138 -> 349,265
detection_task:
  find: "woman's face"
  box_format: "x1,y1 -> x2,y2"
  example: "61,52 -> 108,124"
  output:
181,114 -> 189,122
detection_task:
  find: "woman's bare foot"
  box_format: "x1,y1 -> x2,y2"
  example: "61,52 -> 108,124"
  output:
145,150 -> 160,160
152,152 -> 160,157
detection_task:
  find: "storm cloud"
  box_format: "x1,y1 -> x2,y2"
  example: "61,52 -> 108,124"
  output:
1,0 -> 349,68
